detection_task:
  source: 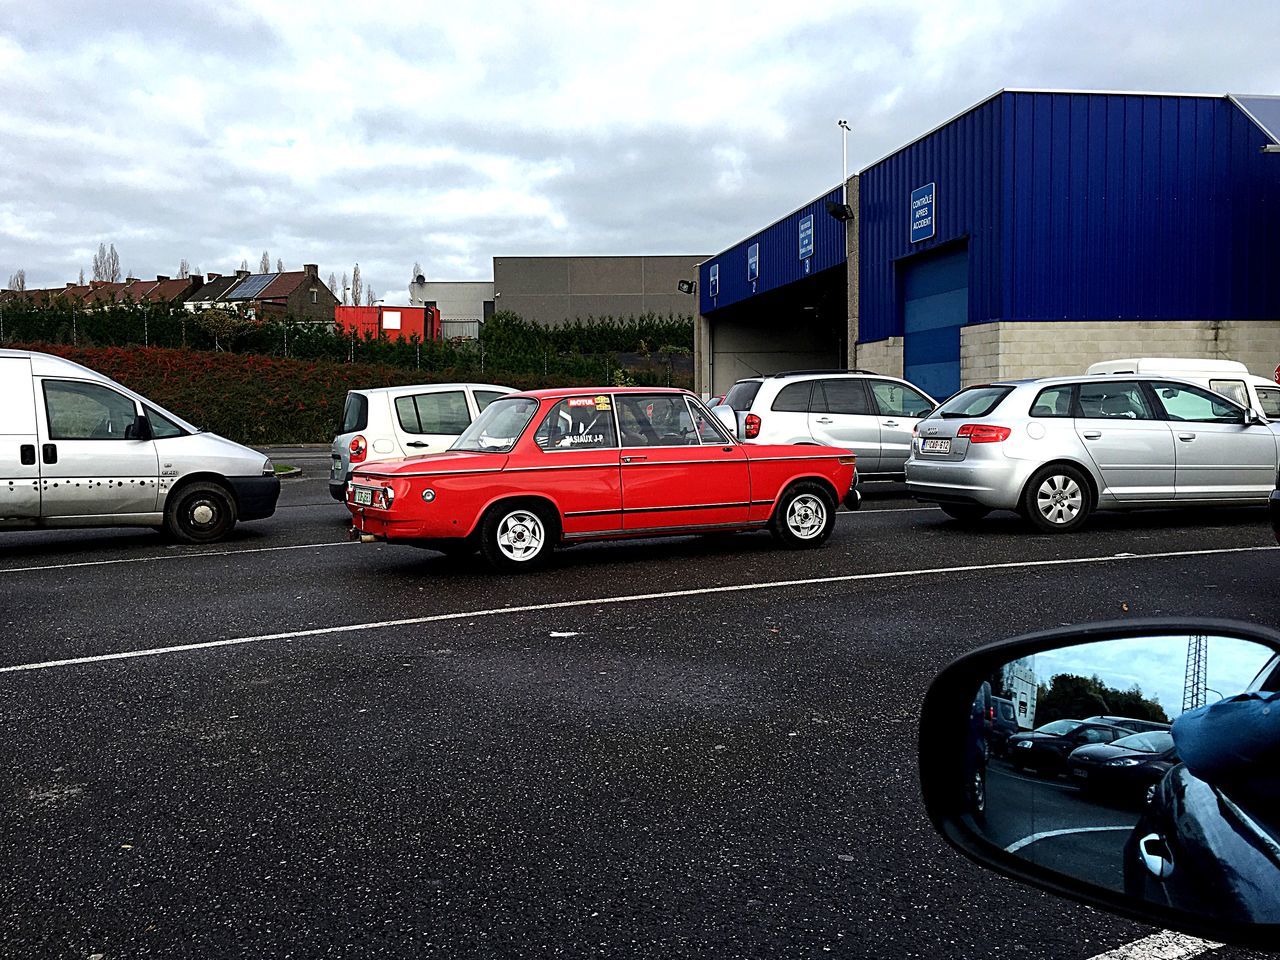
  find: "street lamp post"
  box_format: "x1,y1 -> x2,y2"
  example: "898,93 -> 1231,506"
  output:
838,119 -> 851,203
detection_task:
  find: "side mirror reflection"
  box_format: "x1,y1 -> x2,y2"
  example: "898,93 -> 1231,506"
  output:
711,405 -> 738,440
921,622 -> 1280,947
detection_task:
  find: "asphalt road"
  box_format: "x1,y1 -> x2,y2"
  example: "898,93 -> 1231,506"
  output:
1,457 -> 1276,959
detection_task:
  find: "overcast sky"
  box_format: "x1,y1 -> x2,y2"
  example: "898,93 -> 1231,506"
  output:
3,0 -> 1279,301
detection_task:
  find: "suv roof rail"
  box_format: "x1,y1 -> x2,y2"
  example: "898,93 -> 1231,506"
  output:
768,368 -> 879,378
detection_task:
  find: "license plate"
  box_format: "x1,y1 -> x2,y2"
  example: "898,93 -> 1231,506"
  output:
353,487 -> 374,506
330,457 -> 343,479
1072,769 -> 1088,779
922,438 -> 952,453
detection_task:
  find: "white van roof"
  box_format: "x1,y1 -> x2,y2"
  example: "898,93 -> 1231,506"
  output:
0,348 -> 118,382
1086,357 -> 1250,377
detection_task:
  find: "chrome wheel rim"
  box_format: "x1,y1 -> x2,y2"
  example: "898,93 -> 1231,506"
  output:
496,510 -> 545,562
1036,475 -> 1083,525
786,494 -> 827,539
189,500 -> 218,528
973,770 -> 986,813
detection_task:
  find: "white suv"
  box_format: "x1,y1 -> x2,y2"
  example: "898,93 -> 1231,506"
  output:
329,383 -> 514,499
715,370 -> 936,477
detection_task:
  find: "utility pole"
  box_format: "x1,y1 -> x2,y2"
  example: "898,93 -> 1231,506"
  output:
1183,635 -> 1208,713
838,119 -> 851,203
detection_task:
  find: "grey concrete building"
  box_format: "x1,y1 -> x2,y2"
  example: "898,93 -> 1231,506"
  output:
494,256 -> 704,326
408,277 -> 494,338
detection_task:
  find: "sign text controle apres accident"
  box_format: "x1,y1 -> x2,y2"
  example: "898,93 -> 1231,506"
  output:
911,183 -> 936,243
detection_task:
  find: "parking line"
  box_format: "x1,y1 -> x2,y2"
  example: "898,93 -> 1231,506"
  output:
1004,825 -> 1132,853
840,507 -> 935,516
0,543 -> 1273,675
1085,932 -> 1221,960
0,540 -> 359,575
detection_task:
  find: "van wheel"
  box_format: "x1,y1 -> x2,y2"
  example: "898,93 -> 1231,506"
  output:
770,482 -> 836,549
479,502 -> 556,571
165,482 -> 237,543
1020,465 -> 1091,533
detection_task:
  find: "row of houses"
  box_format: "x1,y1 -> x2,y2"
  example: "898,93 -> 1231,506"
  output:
2,263 -> 338,323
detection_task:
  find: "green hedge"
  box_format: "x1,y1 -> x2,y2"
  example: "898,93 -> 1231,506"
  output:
17,343 -> 689,446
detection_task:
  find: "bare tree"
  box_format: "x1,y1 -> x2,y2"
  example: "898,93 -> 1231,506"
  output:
178,258 -> 190,279
365,287 -> 375,306
239,258 -> 249,272
340,271 -> 349,305
411,261 -> 423,283
78,267 -> 85,285
91,242 -> 121,282
276,257 -> 283,272
328,271 -> 337,297
6,269 -> 26,291
350,263 -> 362,309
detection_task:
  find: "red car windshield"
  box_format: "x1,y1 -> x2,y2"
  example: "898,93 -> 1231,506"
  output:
451,397 -> 539,453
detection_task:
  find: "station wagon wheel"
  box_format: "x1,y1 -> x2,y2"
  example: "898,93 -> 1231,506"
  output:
165,481 -> 237,544
480,502 -> 555,571
1020,464 -> 1091,533
770,482 -> 836,549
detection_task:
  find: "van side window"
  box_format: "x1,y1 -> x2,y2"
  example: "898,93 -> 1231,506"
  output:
42,380 -> 139,440
1258,387 -> 1280,419
146,406 -> 186,439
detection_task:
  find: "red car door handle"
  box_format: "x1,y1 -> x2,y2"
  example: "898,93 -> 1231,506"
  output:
621,455 -> 647,463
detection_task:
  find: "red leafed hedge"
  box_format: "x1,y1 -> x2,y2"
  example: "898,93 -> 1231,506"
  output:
20,343 -> 583,446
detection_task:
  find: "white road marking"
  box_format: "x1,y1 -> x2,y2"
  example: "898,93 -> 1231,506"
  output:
840,507 -> 936,516
0,540 -> 358,574
1085,931 -> 1221,960
1004,825 -> 1133,853
0,543 -> 1273,675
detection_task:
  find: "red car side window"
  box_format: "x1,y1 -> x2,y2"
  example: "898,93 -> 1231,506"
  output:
533,397 -> 618,450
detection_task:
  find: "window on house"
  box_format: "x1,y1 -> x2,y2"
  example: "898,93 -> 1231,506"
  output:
310,289 -> 318,304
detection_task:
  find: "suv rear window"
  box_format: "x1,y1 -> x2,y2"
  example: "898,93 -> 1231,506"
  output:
341,392 -> 368,433
936,385 -> 1013,419
723,380 -> 762,411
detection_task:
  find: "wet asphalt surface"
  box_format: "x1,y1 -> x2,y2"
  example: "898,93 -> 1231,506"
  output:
0,449 -> 1276,959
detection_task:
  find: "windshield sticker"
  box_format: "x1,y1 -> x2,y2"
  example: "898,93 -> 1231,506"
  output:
568,397 -> 595,408
594,396 -> 611,411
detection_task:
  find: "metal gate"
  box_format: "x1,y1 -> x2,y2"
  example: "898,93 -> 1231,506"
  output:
901,246 -> 969,399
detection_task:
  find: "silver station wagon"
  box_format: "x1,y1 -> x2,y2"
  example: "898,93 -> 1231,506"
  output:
905,375 -> 1280,532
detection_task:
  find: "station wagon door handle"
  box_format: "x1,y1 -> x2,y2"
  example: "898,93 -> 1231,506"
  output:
41,443 -> 57,464
1082,431 -> 1102,440
882,420 -> 899,428
405,441 -> 430,448
1177,433 -> 1196,442
815,417 -> 833,424
621,455 -> 648,463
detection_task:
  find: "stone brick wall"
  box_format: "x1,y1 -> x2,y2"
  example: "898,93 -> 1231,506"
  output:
855,337 -> 904,378
960,320 -> 1280,384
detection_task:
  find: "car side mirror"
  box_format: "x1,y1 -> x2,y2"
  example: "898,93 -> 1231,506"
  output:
711,406 -> 738,439
125,414 -> 153,441
918,619 -> 1280,948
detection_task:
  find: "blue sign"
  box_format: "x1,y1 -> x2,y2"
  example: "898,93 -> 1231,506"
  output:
910,183 -> 935,243
708,263 -> 719,297
798,214 -> 814,260
747,243 -> 759,282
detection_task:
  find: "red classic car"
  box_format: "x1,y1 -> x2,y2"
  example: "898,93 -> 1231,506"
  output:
346,387 -> 860,570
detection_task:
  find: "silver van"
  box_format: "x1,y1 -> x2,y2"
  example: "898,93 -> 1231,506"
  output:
0,349 -> 279,542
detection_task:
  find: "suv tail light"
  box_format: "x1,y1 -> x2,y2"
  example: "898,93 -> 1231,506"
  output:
350,435 -> 368,463
957,423 -> 1011,443
744,413 -> 761,439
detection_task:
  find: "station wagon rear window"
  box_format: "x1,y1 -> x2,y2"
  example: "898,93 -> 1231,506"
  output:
935,385 -> 1013,419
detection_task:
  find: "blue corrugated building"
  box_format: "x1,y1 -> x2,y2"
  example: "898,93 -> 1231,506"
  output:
696,90 -> 1280,398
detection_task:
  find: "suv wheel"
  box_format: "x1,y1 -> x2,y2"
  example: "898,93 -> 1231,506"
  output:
479,502 -> 556,571
1021,465 -> 1091,533
770,482 -> 836,549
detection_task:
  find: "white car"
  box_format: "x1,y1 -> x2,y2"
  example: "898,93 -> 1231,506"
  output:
714,370 -> 936,477
329,383 -> 515,499
1,349 -> 278,542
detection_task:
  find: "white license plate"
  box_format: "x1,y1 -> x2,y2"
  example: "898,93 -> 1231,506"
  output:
922,438 -> 952,453
353,487 -> 374,506
330,457 -> 343,479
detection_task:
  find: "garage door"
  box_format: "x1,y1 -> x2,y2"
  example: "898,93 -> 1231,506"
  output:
901,246 -> 968,399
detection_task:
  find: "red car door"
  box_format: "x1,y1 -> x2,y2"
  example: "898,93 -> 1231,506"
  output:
615,394 -> 751,531
521,395 -> 623,536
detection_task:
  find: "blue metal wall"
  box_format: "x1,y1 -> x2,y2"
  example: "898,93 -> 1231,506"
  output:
699,187 -> 846,315
858,91 -> 1280,343
858,93 -> 1006,342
